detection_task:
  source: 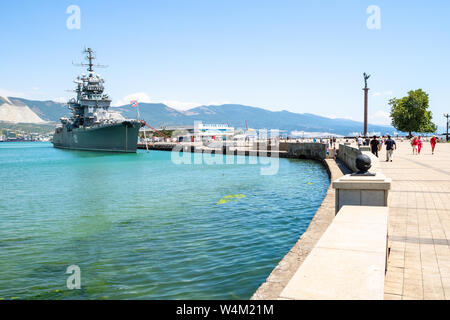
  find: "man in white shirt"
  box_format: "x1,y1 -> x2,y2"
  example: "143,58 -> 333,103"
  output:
357,136 -> 363,147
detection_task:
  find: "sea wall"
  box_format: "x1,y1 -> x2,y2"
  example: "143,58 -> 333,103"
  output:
140,142 -> 329,160
138,143 -> 286,158
279,142 -> 327,160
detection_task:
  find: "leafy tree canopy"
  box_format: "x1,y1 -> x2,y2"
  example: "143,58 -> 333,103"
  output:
389,89 -> 437,135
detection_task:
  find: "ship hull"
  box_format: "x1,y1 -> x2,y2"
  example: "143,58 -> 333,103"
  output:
52,121 -> 141,153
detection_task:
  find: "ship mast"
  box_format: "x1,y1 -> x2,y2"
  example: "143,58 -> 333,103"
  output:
67,48 -> 112,126
86,48 -> 94,73
73,47 -> 107,76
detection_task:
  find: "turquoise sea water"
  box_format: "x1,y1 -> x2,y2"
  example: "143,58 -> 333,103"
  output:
0,142 -> 329,300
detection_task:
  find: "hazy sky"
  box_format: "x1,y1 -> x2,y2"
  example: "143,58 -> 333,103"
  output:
1,1 -> 449,128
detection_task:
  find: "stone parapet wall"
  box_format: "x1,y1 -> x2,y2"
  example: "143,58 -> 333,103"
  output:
337,144 -> 361,172
337,144 -> 380,174
280,142 -> 328,160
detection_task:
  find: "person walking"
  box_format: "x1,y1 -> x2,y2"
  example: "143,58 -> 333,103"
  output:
411,136 -> 418,155
417,136 -> 423,154
385,135 -> 396,162
357,136 -> 363,148
370,135 -> 379,157
430,135 -> 437,154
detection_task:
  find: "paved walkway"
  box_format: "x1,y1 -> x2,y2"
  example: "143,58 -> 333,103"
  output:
378,140 -> 450,300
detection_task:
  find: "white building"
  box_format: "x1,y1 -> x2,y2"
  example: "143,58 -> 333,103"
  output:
194,123 -> 234,139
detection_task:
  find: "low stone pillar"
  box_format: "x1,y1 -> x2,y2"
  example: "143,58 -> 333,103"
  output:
332,153 -> 391,214
332,173 -> 391,214
359,146 -> 371,151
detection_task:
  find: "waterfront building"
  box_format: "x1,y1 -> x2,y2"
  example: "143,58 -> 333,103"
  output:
195,123 -> 234,140
140,123 -> 235,142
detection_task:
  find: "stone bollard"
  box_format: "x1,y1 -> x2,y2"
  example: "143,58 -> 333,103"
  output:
332,154 -> 391,214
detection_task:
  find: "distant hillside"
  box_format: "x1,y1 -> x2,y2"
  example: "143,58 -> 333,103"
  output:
5,97 -> 68,122
0,96 -> 47,123
2,97 -> 395,136
115,103 -> 395,136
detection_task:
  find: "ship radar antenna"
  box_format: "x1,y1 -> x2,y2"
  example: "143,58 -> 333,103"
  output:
72,47 -> 108,75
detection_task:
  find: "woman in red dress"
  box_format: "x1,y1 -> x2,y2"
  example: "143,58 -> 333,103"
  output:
430,135 -> 437,154
411,136 -> 418,155
417,136 -> 423,154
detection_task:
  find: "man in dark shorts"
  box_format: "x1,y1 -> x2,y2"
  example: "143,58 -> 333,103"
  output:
370,135 -> 380,157
385,135 -> 396,162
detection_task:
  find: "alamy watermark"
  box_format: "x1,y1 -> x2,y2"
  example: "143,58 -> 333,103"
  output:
165,122 -> 280,176
366,5 -> 381,30
66,265 -> 81,289
66,5 -> 81,30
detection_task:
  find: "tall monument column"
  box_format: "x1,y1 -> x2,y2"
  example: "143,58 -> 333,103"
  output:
363,73 -> 371,137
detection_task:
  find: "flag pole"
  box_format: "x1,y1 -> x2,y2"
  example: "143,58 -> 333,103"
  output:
142,121 -> 149,153
132,100 -> 149,153
138,102 -> 149,153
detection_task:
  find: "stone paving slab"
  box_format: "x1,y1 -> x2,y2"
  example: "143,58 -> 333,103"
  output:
279,246 -> 386,300
279,206 -> 388,300
377,140 -> 450,300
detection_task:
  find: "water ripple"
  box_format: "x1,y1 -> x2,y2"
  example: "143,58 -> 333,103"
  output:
0,142 -> 329,299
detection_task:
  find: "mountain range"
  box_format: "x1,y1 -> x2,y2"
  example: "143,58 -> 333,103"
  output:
0,96 -> 396,136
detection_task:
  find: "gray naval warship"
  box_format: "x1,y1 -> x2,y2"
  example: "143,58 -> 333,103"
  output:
52,48 -> 142,152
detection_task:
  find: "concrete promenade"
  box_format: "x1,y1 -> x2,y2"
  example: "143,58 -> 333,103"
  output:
378,140 -> 450,300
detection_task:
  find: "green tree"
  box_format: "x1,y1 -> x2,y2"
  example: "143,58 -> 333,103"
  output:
389,89 -> 437,136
